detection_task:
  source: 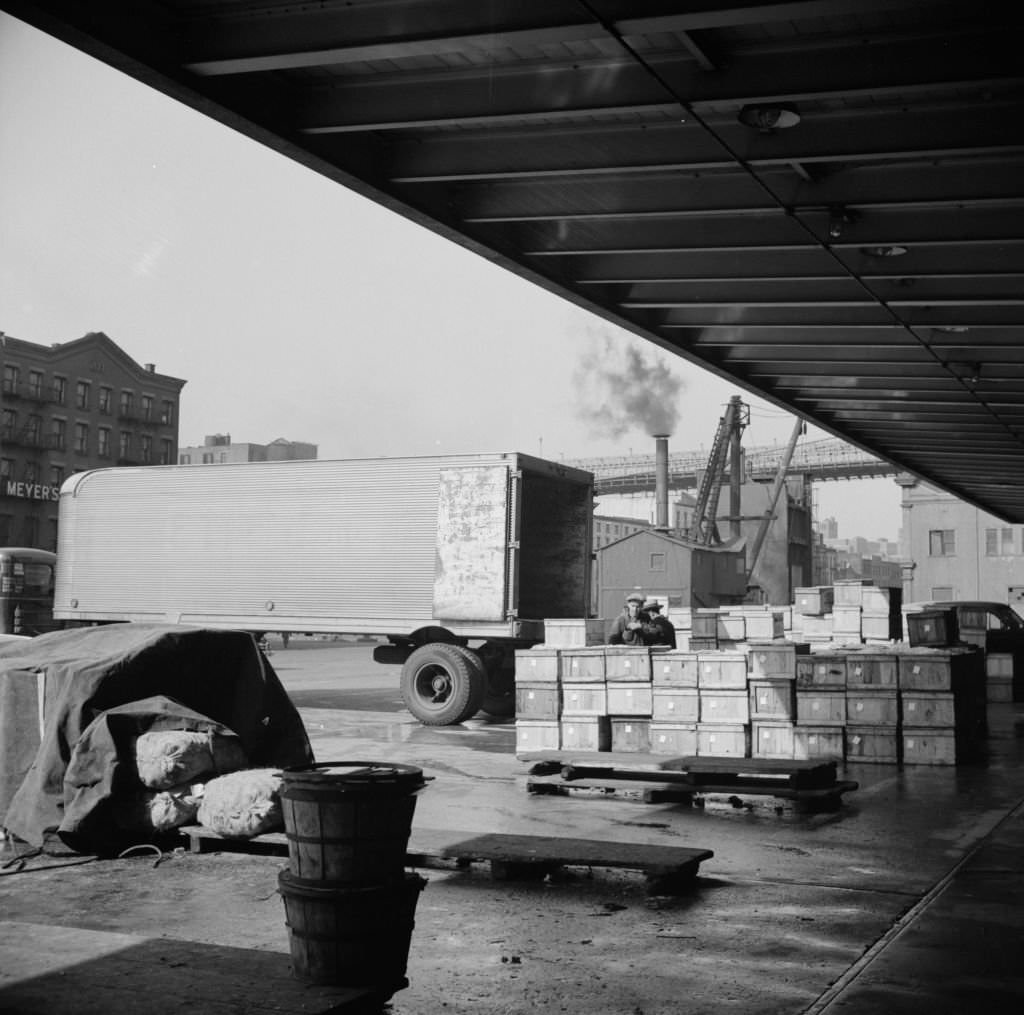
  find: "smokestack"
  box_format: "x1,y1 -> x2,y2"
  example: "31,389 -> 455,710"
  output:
653,434 -> 670,530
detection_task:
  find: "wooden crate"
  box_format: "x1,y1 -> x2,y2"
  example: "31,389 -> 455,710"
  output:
649,722 -> 698,755
691,611 -> 719,639
514,648 -> 560,682
902,727 -> 957,766
605,647 -> 653,682
610,718 -> 651,752
900,691 -> 958,727
744,612 -> 784,641
697,651 -> 748,689
752,720 -> 795,760
652,650 -> 699,687
988,675 -> 1013,703
796,655 -> 847,689
833,580 -> 870,606
515,683 -> 561,720
516,720 -> 560,752
696,723 -> 750,758
560,716 -> 611,752
897,650 -> 981,691
652,688 -> 699,722
847,653 -> 898,688
861,586 -> 893,613
717,614 -> 746,641
832,606 -> 863,637
846,724 -> 900,764
749,679 -> 796,719
986,653 -> 1015,678
543,619 -> 607,648
747,642 -> 802,679
699,689 -> 750,723
561,647 -> 607,682
606,682 -> 653,716
846,690 -> 899,725
689,636 -> 720,651
792,726 -> 844,761
796,690 -> 846,725
795,586 -> 834,616
561,683 -> 608,716
860,613 -> 893,641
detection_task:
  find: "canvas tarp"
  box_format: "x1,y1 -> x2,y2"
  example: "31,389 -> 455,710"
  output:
0,624 -> 313,853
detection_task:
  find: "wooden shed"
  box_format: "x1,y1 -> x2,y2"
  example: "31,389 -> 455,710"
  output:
595,529 -> 747,619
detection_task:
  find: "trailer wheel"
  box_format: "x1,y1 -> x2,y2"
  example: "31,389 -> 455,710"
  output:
476,641 -> 516,717
401,643 -> 486,726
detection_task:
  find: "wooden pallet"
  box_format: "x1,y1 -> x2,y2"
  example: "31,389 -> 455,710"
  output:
523,752 -> 857,814
178,826 -> 712,895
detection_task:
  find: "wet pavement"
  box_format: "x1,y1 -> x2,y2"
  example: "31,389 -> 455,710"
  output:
2,641 -> 1024,1013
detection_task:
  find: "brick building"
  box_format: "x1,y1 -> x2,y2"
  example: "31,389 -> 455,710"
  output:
0,331 -> 185,551
178,434 -> 317,465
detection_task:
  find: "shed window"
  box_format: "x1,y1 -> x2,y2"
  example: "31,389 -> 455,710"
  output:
928,530 -> 956,556
649,552 -> 666,571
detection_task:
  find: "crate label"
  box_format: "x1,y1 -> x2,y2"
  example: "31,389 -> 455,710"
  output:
853,666 -> 863,677
851,735 -> 862,745
703,664 -> 713,673
759,693 -> 768,704
906,738 -> 916,748
626,690 -> 634,698
709,700 -> 718,709
809,735 -> 819,745
624,724 -> 633,732
667,701 -> 676,710
855,702 -> 863,712
913,665 -> 921,674
757,653 -> 767,662
907,701 -> 917,712
761,730 -> 771,741
528,691 -> 536,700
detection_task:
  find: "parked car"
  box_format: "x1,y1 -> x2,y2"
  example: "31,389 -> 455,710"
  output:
904,600 -> 1024,650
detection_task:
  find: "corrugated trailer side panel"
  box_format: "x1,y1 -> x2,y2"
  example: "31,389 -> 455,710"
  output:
55,455 -> 508,634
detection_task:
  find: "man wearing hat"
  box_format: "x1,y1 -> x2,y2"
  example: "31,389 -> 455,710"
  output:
608,591 -> 647,644
641,598 -> 677,648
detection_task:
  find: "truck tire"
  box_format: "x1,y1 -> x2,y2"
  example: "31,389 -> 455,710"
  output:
475,641 -> 516,717
401,643 -> 486,726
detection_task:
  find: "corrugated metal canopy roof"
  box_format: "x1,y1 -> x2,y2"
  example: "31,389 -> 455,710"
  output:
8,0 -> 1024,520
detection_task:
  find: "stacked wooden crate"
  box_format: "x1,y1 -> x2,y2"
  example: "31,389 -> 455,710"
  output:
986,653 -> 1016,702
514,638 -> 988,766
897,648 -> 987,765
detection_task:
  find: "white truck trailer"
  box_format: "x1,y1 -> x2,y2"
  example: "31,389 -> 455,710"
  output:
54,452 -> 594,725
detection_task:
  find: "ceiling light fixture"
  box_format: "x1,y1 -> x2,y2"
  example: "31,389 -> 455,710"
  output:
737,103 -> 801,131
860,245 -> 908,257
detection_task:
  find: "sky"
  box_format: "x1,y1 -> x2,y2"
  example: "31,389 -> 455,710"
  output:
0,13 -> 902,541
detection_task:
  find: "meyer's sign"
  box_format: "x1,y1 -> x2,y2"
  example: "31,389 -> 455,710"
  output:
4,481 -> 60,502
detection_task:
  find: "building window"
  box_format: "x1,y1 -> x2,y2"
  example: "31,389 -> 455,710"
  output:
76,380 -> 91,410
98,386 -> 112,414
119,390 -> 134,418
985,527 -> 1016,556
119,431 -> 132,459
161,400 -> 175,425
98,428 -> 111,458
140,434 -> 153,463
50,418 -> 66,451
74,423 -> 89,455
932,586 -> 954,600
650,552 -> 667,571
141,394 -> 153,421
2,364 -> 18,394
50,465 -> 64,488
202,452 -> 214,464
24,461 -> 38,485
25,414 -> 42,443
179,453 -> 191,465
928,530 -> 956,556
0,459 -> 13,480
27,371 -> 44,399
53,376 -> 67,405
161,440 -> 174,464
2,408 -> 16,438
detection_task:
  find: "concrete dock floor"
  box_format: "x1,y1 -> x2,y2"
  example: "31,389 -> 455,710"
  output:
2,647 -> 1023,1014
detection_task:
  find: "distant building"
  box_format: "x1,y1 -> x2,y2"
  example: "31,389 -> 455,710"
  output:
1,330 -> 185,551
898,476 -> 1024,606
178,434 -> 318,465
593,513 -> 650,549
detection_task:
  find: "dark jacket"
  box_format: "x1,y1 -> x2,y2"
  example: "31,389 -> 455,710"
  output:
642,612 -> 677,648
608,609 -> 645,645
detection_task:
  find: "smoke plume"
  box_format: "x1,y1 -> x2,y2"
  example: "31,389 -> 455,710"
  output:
573,328 -> 685,439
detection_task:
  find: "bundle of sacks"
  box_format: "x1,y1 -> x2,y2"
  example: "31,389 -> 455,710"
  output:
114,730 -> 285,839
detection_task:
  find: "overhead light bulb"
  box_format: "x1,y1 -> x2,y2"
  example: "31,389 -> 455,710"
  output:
737,103 -> 801,130
860,245 -> 908,257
